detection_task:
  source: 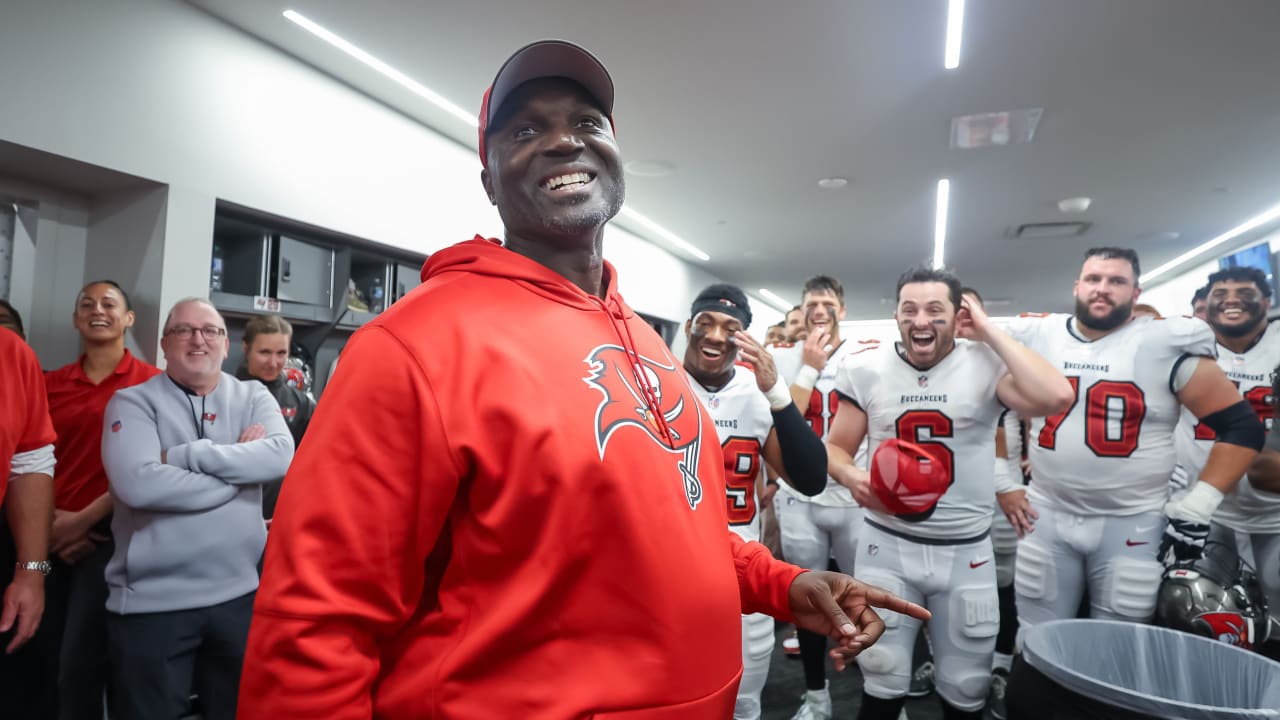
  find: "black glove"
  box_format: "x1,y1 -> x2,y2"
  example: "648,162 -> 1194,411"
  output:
1159,517 -> 1209,564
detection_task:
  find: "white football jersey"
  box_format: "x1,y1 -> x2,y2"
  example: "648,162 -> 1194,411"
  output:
1173,320 -> 1280,533
774,339 -> 880,506
688,366 -> 775,542
1006,314 -> 1216,515
835,340 -> 1008,539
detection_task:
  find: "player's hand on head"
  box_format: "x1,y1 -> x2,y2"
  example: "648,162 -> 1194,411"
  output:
996,488 -> 1038,538
733,331 -> 778,391
788,570 -> 930,670
956,296 -> 990,342
802,328 -> 830,371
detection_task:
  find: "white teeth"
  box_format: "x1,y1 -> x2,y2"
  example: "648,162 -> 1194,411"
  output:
543,172 -> 592,190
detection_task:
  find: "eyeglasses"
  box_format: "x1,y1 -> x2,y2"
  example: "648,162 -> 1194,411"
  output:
165,324 -> 227,339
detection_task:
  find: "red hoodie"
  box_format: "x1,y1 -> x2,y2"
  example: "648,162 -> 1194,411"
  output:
240,237 -> 804,719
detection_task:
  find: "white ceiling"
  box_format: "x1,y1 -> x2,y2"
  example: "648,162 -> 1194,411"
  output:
187,0 -> 1280,318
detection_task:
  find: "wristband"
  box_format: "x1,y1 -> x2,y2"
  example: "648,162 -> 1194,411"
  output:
1166,481 -> 1224,524
764,377 -> 792,410
993,460 -> 1018,494
793,365 -> 820,394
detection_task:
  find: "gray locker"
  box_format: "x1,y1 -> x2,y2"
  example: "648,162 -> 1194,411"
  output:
276,235 -> 333,307
395,261 -> 422,303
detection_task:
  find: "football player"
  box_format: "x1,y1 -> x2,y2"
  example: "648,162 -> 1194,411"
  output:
771,275 -> 870,719
785,306 -> 808,343
1002,248 -> 1263,643
1172,266 -> 1280,637
681,284 -> 828,720
827,268 -> 1072,720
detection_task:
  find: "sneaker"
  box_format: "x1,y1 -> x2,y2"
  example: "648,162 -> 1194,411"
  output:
782,628 -> 801,658
906,660 -> 934,698
987,668 -> 1008,720
789,684 -> 832,720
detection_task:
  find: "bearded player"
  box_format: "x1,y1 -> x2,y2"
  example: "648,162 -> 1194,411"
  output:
681,284 -> 828,720
1002,248 -> 1263,645
772,275 -> 869,719
1172,266 -> 1280,636
826,268 -> 1071,720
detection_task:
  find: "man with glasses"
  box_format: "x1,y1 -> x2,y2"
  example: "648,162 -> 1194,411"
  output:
101,297 -> 293,720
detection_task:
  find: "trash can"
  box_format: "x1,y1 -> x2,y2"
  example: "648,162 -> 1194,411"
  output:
1012,619 -> 1280,720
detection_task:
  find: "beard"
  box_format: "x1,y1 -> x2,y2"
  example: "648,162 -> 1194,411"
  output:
539,177 -> 626,235
1211,301 -> 1266,338
1075,297 -> 1133,331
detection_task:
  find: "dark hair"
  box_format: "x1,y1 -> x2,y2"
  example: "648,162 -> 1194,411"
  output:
1191,284 -> 1210,305
1084,247 -> 1141,284
244,314 -> 294,347
801,275 -> 844,305
1207,266 -> 1273,300
0,299 -> 24,338
80,280 -> 132,311
960,286 -> 983,306
896,267 -> 963,311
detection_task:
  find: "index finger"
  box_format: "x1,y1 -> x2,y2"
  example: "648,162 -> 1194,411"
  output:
861,585 -> 931,621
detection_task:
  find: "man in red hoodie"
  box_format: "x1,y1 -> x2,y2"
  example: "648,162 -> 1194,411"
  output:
239,40 -> 928,719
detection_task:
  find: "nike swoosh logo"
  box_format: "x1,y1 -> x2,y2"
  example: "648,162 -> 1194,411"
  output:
1135,526 -> 1156,533
969,559 -> 990,569
1125,539 -> 1149,547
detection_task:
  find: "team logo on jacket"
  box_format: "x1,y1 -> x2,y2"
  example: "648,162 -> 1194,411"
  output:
202,412 -> 217,424
583,344 -> 705,509
281,406 -> 297,419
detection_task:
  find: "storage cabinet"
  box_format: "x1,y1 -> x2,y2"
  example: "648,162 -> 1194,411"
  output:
274,236 -> 334,307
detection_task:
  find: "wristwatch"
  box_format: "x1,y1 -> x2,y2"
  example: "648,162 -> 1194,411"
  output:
15,561 -> 52,576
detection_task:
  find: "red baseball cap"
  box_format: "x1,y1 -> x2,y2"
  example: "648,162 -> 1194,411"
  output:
478,40 -> 615,169
869,438 -> 951,521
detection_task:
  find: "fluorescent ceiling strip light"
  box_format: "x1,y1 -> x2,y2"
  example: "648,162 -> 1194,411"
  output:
283,10 -> 477,127
757,288 -> 792,312
1140,199 -> 1280,286
933,178 -> 950,269
944,0 -> 965,69
285,9 -> 710,263
618,207 -> 710,261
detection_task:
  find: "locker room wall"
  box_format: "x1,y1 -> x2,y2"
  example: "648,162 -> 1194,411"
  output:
0,0 -> 725,344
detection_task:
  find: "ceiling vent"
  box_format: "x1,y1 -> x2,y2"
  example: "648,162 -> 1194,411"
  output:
1008,222 -> 1092,239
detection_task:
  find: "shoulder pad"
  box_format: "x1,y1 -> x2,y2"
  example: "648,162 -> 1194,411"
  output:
1148,315 -> 1216,356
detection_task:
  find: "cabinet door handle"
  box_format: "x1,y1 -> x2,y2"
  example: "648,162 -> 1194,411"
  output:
281,257 -> 291,282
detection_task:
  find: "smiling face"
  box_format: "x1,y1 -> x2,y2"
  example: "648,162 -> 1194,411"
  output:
74,282 -> 134,345
161,300 -> 228,389
895,281 -> 957,369
785,308 -> 807,341
683,310 -> 743,386
244,332 -> 290,383
1073,256 -> 1140,332
1208,279 -> 1270,339
802,289 -> 845,342
480,77 -> 625,247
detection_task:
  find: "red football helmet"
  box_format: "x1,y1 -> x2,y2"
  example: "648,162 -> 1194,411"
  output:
869,438 -> 951,522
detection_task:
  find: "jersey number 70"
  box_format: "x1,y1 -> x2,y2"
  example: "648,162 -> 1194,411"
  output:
1038,376 -> 1147,457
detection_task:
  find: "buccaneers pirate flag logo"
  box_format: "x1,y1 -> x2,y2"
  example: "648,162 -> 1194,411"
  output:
583,344 -> 705,509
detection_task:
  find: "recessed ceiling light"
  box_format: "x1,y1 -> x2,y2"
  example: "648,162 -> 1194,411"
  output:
1136,230 -> 1181,242
757,289 -> 792,312
625,160 -> 675,177
933,179 -> 950,269
944,0 -> 966,70
817,177 -> 849,189
1057,197 -> 1092,213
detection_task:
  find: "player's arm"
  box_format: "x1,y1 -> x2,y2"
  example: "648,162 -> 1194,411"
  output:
962,299 -> 1073,417
736,331 -> 827,496
994,415 -> 1038,537
787,329 -> 830,409
825,397 -> 885,511
1245,424 -> 1280,494
1162,356 -> 1265,562
760,408 -> 827,496
238,327 -> 461,720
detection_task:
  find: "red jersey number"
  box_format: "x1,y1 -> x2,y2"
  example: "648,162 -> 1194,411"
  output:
1194,384 -> 1272,439
895,410 -> 955,482
722,436 -> 762,526
1038,376 -> 1146,457
805,389 -> 840,437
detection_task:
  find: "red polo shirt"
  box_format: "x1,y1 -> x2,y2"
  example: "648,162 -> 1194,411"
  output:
45,350 -> 160,511
1,328 -> 56,508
